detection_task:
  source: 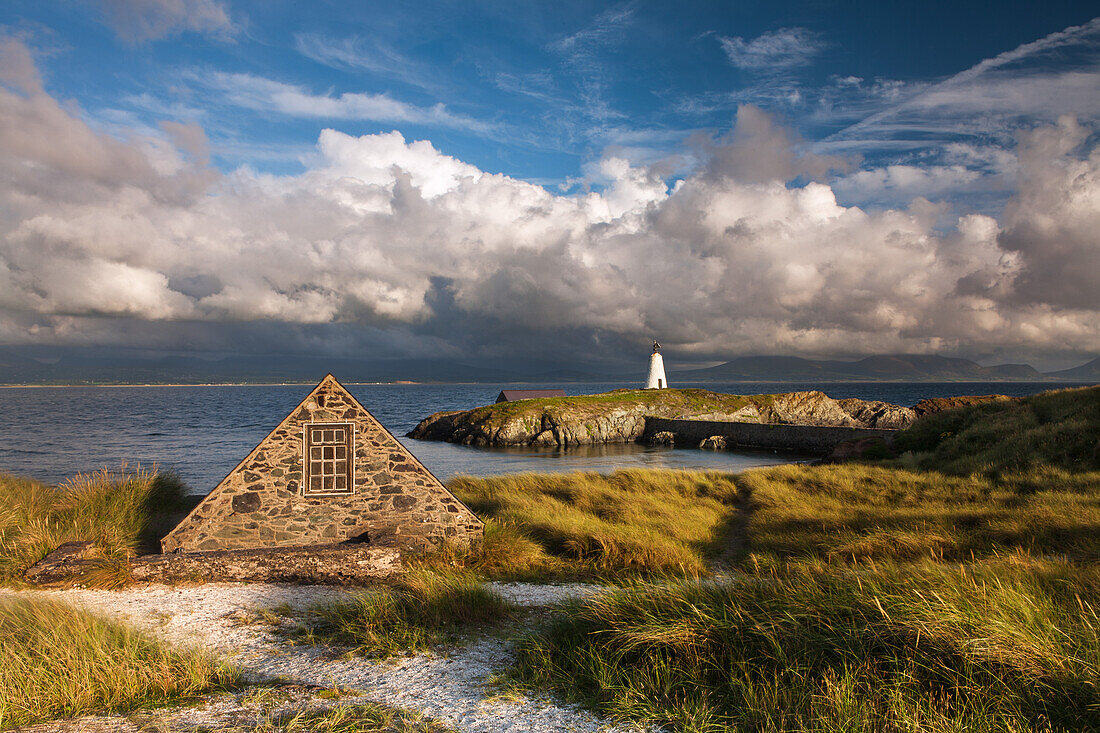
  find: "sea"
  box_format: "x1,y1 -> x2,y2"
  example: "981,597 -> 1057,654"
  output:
0,381 -> 1090,493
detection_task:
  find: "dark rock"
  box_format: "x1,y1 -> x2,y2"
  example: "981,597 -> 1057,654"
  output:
232,492 -> 262,513
912,394 -> 1018,417
24,542 -> 99,585
392,495 -> 418,510
817,436 -> 896,465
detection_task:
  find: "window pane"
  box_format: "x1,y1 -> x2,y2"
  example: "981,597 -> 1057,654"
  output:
310,476 -> 322,491
335,476 -> 346,490
310,447 -> 322,460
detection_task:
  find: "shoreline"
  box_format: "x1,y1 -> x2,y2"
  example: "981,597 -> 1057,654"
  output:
0,379 -> 1092,389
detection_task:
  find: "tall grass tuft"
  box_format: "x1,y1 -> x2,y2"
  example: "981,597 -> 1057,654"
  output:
513,560 -> 1100,732
446,469 -> 741,577
0,465 -> 189,583
0,595 -> 238,728
294,570 -> 514,657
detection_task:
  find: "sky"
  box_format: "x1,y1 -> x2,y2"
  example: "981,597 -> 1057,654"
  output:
1,0 -> 1099,372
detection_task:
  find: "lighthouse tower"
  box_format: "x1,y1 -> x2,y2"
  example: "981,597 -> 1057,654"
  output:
645,341 -> 668,389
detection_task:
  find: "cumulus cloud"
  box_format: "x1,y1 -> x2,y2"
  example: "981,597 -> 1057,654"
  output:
98,0 -> 235,43
998,116 -> 1100,311
2,38 -> 1099,362
718,28 -> 823,70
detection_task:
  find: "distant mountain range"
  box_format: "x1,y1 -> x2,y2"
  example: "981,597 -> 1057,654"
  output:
677,354 -> 1060,382
0,347 -> 1096,385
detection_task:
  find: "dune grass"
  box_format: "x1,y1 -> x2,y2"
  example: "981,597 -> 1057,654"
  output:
739,463 -> 1100,566
512,559 -> 1100,732
894,385 -> 1100,474
443,469 -> 742,578
289,570 -> 515,657
0,465 -> 189,585
0,595 -> 238,729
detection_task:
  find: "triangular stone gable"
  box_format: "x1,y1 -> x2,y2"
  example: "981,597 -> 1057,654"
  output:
162,375 -> 483,554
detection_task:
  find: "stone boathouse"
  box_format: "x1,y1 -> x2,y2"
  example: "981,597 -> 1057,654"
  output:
161,374 -> 483,554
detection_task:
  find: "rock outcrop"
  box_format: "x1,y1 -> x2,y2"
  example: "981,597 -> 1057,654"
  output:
912,394 -> 1018,417
408,388 -> 920,448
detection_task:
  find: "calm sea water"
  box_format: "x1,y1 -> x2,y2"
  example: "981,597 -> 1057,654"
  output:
0,381 -> 1088,492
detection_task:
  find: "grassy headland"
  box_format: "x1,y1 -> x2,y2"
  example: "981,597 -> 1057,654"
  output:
893,384 -> 1100,473
0,595 -> 237,728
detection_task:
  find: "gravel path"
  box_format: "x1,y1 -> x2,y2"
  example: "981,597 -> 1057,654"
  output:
8,582 -> 648,733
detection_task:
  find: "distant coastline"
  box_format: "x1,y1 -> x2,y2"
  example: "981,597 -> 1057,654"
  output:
1,378 -> 1096,389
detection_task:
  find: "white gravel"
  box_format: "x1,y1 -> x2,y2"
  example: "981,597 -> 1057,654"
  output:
7,582 -> 648,733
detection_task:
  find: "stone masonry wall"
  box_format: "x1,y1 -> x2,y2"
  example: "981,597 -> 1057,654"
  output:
643,417 -> 897,455
161,375 -> 483,554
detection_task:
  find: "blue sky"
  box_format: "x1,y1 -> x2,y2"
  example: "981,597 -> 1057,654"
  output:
15,1 -> 1098,199
0,1 -> 1099,370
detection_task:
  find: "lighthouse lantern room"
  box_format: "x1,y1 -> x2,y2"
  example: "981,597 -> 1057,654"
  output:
645,341 -> 668,389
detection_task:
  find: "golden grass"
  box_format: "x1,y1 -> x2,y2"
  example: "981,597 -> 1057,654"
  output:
288,569 -> 514,657
740,463 -> 1100,566
444,469 -> 742,578
0,465 -> 189,584
0,595 -> 237,728
513,558 -> 1100,732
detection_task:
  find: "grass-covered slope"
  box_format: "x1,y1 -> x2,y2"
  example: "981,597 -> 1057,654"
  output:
0,596 -> 237,728
893,385 -> 1100,473
444,469 -> 741,577
0,466 -> 190,584
740,463 -> 1100,565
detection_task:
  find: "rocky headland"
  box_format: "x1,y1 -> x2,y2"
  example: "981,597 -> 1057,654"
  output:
406,388 -> 945,448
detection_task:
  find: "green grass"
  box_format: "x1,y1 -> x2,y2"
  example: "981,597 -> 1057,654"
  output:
739,463 -> 1100,566
461,387 -> 769,423
0,465 -> 190,585
893,385 -> 1100,474
512,560 -> 1100,732
289,570 -> 515,657
443,469 -> 743,578
0,595 -> 238,729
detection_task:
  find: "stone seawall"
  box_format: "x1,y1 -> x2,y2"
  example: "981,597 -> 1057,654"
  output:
643,417 -> 897,455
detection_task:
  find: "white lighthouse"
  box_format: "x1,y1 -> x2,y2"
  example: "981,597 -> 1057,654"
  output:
645,341 -> 668,389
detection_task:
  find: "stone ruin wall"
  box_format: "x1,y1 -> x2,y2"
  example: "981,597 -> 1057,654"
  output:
643,417 -> 898,454
161,378 -> 483,554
